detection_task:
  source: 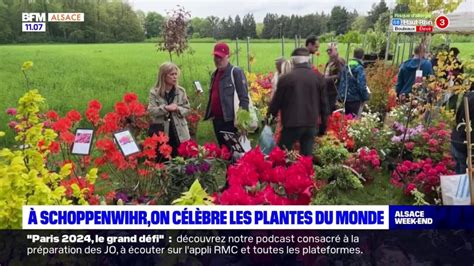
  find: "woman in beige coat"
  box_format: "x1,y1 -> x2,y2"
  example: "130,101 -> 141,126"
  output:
148,62 -> 190,157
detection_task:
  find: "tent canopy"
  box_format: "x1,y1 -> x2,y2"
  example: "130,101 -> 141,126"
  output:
433,0 -> 474,34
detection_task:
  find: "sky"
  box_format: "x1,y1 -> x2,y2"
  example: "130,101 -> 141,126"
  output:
128,0 -> 398,22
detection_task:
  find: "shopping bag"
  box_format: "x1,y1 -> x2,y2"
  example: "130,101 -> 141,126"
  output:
440,174 -> 471,205
259,125 -> 276,155
239,135 -> 252,153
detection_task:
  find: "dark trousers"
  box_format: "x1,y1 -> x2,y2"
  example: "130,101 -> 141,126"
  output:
212,119 -> 237,149
279,126 -> 317,156
345,101 -> 362,117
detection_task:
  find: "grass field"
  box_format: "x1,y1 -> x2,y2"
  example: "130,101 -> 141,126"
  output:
0,42 -> 472,146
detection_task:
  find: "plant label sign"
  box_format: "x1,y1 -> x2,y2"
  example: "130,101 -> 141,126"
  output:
193,81 -> 203,93
71,128 -> 94,155
113,129 -> 140,157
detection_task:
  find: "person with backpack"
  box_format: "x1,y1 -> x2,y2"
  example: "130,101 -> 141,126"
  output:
337,48 -> 369,117
396,45 -> 433,99
204,42 -> 250,148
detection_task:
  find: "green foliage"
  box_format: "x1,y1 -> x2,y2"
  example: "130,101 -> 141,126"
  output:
411,189 -> 430,206
397,0 -> 463,13
328,6 -> 352,35
235,109 -> 253,132
338,30 -> 362,44
172,179 -> 214,205
314,144 -> 350,165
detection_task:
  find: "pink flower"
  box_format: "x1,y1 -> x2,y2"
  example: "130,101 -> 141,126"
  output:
6,108 -> 17,116
405,142 -> 415,151
404,183 -> 417,195
8,121 -> 17,129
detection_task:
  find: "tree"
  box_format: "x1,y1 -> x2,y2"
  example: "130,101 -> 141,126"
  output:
234,15 -> 243,39
351,16 -> 368,33
207,16 -> 220,39
262,13 -> 278,39
144,12 -> 164,38
328,6 -> 351,35
158,6 -> 191,61
397,0 -> 463,13
366,0 -> 389,30
242,13 -> 257,38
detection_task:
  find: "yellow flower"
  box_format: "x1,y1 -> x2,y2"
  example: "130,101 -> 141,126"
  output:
21,61 -> 33,71
0,131 -> 4,137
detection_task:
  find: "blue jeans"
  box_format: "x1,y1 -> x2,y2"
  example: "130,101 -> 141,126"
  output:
451,145 -> 467,174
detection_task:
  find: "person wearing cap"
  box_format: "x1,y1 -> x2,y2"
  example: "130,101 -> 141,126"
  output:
268,47 -> 329,156
204,42 -> 250,148
324,43 -> 345,113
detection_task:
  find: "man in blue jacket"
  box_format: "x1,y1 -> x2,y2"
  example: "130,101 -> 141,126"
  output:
337,48 -> 369,117
396,45 -> 433,97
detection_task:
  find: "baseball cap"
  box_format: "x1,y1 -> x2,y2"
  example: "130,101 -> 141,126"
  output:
213,42 -> 230,58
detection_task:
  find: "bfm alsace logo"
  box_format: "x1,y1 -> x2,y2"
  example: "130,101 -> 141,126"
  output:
22,13 -> 84,32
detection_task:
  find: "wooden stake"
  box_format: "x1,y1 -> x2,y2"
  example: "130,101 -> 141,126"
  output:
464,95 -> 473,205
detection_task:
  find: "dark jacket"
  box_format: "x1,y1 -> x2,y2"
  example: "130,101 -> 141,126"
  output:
337,59 -> 369,103
269,63 -> 329,128
451,91 -> 474,155
396,57 -> 433,95
204,64 -> 249,122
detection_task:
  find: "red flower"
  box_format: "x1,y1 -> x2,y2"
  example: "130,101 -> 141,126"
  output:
404,183 -> 417,195
88,195 -> 100,205
138,169 -> 149,176
124,93 -> 138,103
49,141 -> 60,154
220,145 -> 231,160
203,143 -> 221,158
100,173 -> 109,180
115,102 -> 130,118
105,191 -> 116,204
129,101 -> 146,116
46,110 -> 59,121
178,140 -> 199,158
85,108 -> 100,126
159,144 -> 172,159
66,110 -> 82,123
52,118 -> 72,133
60,131 -> 75,144
99,112 -> 120,133
88,100 -> 102,110
268,146 -> 286,166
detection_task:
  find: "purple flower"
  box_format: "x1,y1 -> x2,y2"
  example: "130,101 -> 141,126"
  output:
185,163 -> 198,175
198,161 -> 211,173
115,192 -> 129,203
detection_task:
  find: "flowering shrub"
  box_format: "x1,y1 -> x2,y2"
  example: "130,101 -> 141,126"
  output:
0,90 -> 83,228
345,147 -> 381,182
214,147 -> 315,205
165,140 -> 230,203
365,61 -> 398,115
348,111 -> 394,154
390,157 -> 455,204
35,92 -> 172,203
246,72 -> 273,118
326,112 -> 355,150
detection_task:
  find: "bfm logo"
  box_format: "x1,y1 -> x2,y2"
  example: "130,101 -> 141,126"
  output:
22,13 -> 46,22
392,19 -> 401,26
